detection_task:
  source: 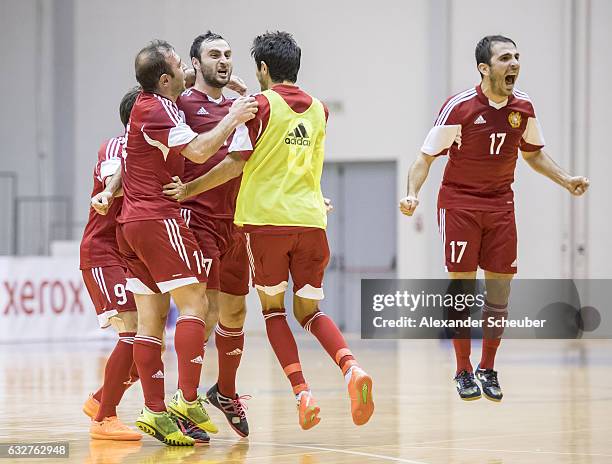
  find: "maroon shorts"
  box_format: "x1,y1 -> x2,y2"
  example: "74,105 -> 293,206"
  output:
245,229 -> 329,300
181,209 -> 249,296
117,218 -> 208,294
81,265 -> 136,328
438,208 -> 517,274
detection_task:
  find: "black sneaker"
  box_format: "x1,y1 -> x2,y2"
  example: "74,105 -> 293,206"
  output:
454,370 -> 482,401
206,383 -> 250,437
475,365 -> 503,402
174,415 -> 210,444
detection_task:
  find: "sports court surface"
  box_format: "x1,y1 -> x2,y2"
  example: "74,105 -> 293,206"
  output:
1,335 -> 611,463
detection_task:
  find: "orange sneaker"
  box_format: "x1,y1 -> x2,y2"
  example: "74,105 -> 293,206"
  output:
90,416 -> 142,441
347,367 -> 374,425
297,391 -> 321,430
83,394 -> 100,420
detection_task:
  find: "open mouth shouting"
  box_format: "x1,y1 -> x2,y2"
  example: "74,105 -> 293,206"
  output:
504,73 -> 517,88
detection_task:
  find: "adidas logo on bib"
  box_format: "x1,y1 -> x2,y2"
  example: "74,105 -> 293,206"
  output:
152,370 -> 164,379
190,355 -> 204,364
285,122 -> 311,146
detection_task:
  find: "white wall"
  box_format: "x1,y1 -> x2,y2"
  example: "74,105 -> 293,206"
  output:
587,0 -> 612,278
0,0 -> 53,197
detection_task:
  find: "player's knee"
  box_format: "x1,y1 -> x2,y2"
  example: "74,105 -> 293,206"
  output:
485,277 -> 512,305
138,315 -> 165,340
292,297 -> 319,323
221,302 -> 246,326
174,283 -> 209,319
109,311 -> 138,333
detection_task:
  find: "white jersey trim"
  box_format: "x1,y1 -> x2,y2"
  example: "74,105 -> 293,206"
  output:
228,123 -> 253,152
168,123 -> 198,148
421,125 -> 462,156
512,88 -> 532,102
522,117 -> 546,147
157,276 -> 199,294
142,128 -> 170,160
100,159 -> 121,180
435,88 -> 477,126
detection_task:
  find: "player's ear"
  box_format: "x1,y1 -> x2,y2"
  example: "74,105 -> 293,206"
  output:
159,73 -> 170,89
192,57 -> 200,71
260,61 -> 269,76
478,62 -> 489,77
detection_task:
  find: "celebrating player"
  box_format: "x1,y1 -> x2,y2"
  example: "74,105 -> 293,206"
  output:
93,40 -> 257,446
164,31 -> 374,430
79,87 -> 142,441
399,35 -> 589,402
175,31 -> 251,437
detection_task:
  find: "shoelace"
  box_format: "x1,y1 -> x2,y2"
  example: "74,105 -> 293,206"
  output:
482,370 -> 500,387
174,415 -> 204,437
457,371 -> 475,389
231,395 -> 252,420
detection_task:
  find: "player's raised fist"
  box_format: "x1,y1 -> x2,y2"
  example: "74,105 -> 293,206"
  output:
227,75 -> 248,96
566,176 -> 590,196
229,96 -> 258,124
91,191 -> 114,215
399,195 -> 419,216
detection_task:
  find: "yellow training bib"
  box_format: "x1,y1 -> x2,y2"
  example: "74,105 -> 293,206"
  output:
234,89 -> 327,229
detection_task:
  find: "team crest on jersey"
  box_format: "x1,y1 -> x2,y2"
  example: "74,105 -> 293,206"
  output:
508,111 -> 522,128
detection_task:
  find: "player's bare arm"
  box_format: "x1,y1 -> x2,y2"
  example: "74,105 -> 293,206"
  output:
522,149 -> 590,196
164,152 -> 246,201
91,168 -> 123,215
399,153 -> 437,216
180,97 -> 258,164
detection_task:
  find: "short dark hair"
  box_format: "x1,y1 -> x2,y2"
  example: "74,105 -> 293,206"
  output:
251,31 -> 301,83
190,31 -> 227,62
475,35 -> 517,76
119,86 -> 141,127
135,40 -> 175,92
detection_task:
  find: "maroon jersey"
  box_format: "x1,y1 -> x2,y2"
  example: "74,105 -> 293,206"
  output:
229,84 -> 329,234
178,88 -> 239,218
422,85 -> 545,211
118,92 -> 197,223
79,136 -> 125,269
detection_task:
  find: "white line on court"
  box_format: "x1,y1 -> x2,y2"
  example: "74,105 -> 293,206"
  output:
401,445 -> 612,458
214,438 -> 430,464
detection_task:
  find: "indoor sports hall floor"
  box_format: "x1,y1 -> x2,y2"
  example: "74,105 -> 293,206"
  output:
1,335 -> 611,463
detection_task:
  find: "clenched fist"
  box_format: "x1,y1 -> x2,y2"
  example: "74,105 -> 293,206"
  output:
399,195 -> 419,216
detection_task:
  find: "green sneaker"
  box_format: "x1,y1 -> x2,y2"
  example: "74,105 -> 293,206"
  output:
167,389 -> 218,434
135,406 -> 194,446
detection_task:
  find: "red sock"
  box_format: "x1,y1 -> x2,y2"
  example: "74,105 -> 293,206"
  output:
301,310 -> 357,375
95,332 -> 136,421
480,301 -> 508,370
264,309 -> 308,395
125,362 -> 140,388
215,323 -> 244,398
133,335 -> 165,412
453,338 -> 472,374
93,352 -> 140,404
92,387 -> 103,402
175,316 -> 206,402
